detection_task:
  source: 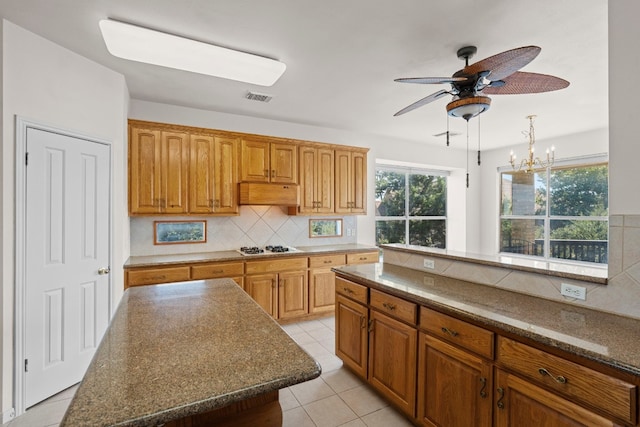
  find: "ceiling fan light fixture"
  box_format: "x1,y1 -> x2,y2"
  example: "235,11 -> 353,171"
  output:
98,19 -> 286,86
446,96 -> 491,121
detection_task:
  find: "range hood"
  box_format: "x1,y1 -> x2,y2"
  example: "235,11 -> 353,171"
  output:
238,182 -> 300,206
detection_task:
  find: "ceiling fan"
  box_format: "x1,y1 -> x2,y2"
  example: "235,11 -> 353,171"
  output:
393,45 -> 569,120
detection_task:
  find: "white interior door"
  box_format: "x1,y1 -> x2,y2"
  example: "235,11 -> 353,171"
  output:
24,127 -> 111,408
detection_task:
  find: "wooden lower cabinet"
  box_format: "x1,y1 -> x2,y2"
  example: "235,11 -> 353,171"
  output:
309,267 -> 336,314
494,369 -> 616,427
278,270 -> 308,320
417,333 -> 492,427
246,273 -> 278,317
246,270 -> 307,320
334,275 -> 640,427
368,309 -> 417,418
335,294 -> 368,379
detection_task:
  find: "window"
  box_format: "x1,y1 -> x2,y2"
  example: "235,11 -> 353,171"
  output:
500,161 -> 608,264
375,166 -> 447,248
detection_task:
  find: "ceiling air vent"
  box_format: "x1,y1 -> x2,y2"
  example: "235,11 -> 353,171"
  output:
245,91 -> 273,102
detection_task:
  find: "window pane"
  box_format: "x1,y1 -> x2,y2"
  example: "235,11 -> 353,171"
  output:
409,174 -> 446,216
501,171 -> 546,216
375,171 -> 405,216
549,219 -> 608,264
409,220 -> 445,248
500,219 -> 544,256
376,220 -> 406,245
549,164 -> 608,216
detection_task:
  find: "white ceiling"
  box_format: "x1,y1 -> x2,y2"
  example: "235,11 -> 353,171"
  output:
0,0 -> 608,150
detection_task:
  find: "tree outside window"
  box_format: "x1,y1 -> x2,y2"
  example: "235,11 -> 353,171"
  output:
500,162 -> 608,264
375,167 -> 447,248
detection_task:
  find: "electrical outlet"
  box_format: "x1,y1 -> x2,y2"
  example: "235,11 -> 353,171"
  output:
423,258 -> 435,269
561,283 -> 586,300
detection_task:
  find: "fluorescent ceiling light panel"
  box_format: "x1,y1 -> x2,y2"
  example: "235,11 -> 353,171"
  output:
99,19 -> 286,86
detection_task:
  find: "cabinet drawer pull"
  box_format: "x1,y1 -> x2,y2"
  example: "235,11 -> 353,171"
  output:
343,287 -> 354,295
151,275 -> 166,280
496,387 -> 505,409
382,302 -> 396,311
324,260 -> 332,264
441,327 -> 459,337
538,367 -> 567,384
211,269 -> 224,274
479,377 -> 487,399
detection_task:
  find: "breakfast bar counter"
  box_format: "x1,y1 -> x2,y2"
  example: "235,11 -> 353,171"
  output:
60,279 -> 321,427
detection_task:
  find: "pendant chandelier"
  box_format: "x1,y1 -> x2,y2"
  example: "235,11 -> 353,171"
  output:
509,115 -> 554,173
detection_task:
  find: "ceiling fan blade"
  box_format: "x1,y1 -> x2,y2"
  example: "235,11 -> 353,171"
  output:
481,71 -> 569,94
394,90 -> 449,116
464,46 -> 541,81
395,76 -> 468,84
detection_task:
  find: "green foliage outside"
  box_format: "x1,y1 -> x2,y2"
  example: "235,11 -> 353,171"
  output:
375,170 -> 446,248
500,164 -> 608,263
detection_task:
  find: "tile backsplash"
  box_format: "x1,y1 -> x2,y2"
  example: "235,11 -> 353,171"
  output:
383,214 -> 640,320
130,206 -> 357,256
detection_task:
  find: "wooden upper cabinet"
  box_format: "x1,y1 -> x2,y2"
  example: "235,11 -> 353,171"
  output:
129,126 -> 189,214
335,149 -> 367,214
240,138 -> 297,184
189,134 -> 239,214
214,136 -> 240,214
189,134 -> 215,214
298,145 -> 334,214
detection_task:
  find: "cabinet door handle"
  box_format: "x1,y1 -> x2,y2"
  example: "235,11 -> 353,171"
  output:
441,327 -> 459,337
382,302 -> 396,311
496,387 -> 505,409
479,377 -> 487,399
360,316 -> 366,329
272,169 -> 276,177
367,319 -> 374,333
264,169 -> 269,177
214,199 -> 220,208
538,368 -> 567,384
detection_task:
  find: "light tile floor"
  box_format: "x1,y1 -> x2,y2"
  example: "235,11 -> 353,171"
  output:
3,316 -> 414,427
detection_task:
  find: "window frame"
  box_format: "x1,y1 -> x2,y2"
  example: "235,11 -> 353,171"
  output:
498,155 -> 608,265
375,164 -> 448,248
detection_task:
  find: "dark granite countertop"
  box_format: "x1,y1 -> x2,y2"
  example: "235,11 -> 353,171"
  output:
124,244 -> 378,268
333,263 -> 640,377
60,279 -> 321,427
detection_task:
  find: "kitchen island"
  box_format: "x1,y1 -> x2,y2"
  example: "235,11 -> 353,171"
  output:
60,279 -> 321,427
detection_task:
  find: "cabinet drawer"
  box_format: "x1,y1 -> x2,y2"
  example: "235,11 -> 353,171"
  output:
127,266 -> 191,287
309,254 -> 346,268
335,277 -> 368,304
346,251 -> 379,265
497,336 -> 636,424
420,307 -> 494,359
370,289 -> 417,325
245,257 -> 308,274
191,262 -> 244,280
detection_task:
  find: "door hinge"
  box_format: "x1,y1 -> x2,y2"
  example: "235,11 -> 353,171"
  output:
24,359 -> 28,372
25,152 -> 29,166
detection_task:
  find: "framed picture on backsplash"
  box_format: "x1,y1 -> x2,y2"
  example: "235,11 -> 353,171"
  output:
154,220 -> 207,245
309,218 -> 343,238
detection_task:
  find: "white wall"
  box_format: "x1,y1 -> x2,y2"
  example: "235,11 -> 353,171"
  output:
609,0 -> 640,214
1,21 -> 129,418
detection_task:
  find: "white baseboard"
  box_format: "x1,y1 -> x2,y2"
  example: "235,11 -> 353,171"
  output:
2,407 -> 16,423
